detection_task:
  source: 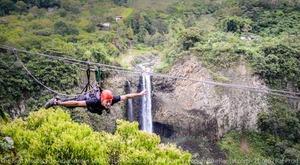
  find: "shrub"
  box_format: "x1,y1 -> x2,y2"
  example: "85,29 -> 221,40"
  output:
15,1 -> 28,14
222,16 -> 253,33
180,27 -> 203,50
258,101 -> 300,143
0,33 -> 7,43
84,23 -> 96,33
0,0 -> 15,16
253,10 -> 300,35
219,131 -> 273,165
57,8 -> 67,17
60,0 -> 81,14
127,12 -> 162,43
144,33 -> 166,47
29,19 -> 53,30
28,6 -> 46,18
251,44 -> 300,89
79,42 -> 111,63
54,21 -> 79,36
0,109 -> 191,164
192,31 -> 247,69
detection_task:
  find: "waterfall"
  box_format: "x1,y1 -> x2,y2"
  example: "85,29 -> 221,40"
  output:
125,81 -> 134,121
141,72 -> 152,133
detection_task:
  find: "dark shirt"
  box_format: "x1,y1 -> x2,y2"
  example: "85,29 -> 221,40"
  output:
86,95 -> 121,114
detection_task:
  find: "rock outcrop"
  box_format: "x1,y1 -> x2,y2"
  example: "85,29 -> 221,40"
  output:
152,56 -> 269,139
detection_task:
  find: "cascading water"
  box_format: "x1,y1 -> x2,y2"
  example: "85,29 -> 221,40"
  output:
141,71 -> 152,133
125,81 -> 134,121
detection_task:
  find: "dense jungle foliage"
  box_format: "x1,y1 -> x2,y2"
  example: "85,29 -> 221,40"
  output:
0,0 -> 300,164
0,108 -> 191,164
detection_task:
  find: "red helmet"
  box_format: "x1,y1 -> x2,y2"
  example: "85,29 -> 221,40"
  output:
101,90 -> 113,101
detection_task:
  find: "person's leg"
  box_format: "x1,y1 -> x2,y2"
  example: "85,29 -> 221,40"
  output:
57,100 -> 87,107
59,97 -> 78,102
44,96 -> 87,109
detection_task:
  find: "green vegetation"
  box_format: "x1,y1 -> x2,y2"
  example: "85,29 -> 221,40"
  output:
0,108 -> 191,164
0,0 -> 176,118
257,100 -> 300,162
258,101 -> 300,143
219,131 -> 273,165
1,0 -> 300,163
253,10 -> 300,36
220,99 -> 300,165
251,44 -> 300,89
0,0 -> 134,116
159,0 -> 300,89
0,52 -> 78,114
222,16 -> 253,33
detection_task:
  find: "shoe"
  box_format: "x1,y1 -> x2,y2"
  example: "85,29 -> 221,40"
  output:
44,97 -> 58,109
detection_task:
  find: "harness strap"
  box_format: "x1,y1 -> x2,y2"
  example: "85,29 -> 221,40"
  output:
80,64 -> 93,94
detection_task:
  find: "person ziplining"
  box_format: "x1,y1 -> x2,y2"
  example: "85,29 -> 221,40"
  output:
44,88 -> 147,115
7,46 -> 147,115
44,65 -> 147,114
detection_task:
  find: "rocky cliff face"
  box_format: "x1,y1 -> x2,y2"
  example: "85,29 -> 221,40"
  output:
152,56 -> 269,139
102,53 -> 269,140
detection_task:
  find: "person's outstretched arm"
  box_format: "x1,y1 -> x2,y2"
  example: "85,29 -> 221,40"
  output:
57,100 -> 87,107
120,90 -> 147,101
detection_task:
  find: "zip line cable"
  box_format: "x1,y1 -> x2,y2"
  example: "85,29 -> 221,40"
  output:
1,45 -> 300,99
150,72 -> 300,98
96,64 -> 300,99
12,49 -> 78,97
0,45 -> 132,72
3,45 -> 300,98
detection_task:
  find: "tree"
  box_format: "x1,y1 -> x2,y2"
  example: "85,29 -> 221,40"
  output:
28,6 -> 46,18
54,21 -> 79,36
0,109 -> 191,164
253,44 -> 300,89
15,1 -> 28,14
180,27 -> 203,50
152,19 -> 168,34
0,0 -> 15,16
258,102 -> 300,143
222,16 -> 253,33
60,0 -> 81,14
